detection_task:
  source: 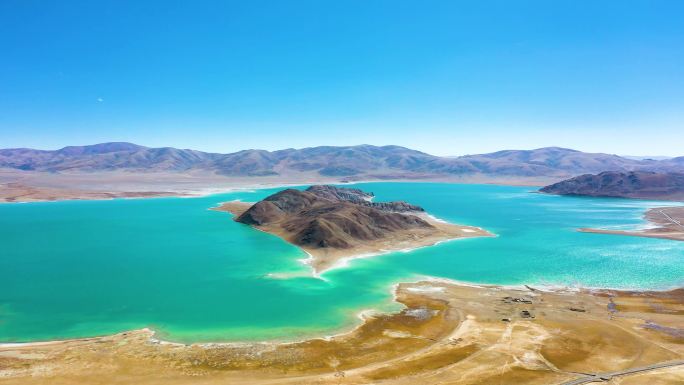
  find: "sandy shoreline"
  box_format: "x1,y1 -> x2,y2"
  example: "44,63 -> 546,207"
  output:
0,171 -> 547,203
1,276 -> 680,348
211,200 -> 493,276
0,180 -> 307,204
580,206 -> 684,241
2,279 -> 683,384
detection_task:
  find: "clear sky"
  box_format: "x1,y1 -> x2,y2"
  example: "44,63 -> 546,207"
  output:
1,1 -> 682,156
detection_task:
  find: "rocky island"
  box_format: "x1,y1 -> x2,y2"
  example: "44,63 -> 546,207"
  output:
213,185 -> 491,274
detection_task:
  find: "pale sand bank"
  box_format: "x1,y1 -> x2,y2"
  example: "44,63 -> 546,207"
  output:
212,200 -> 493,275
0,169 -> 549,203
1,280 -> 683,385
580,206 -> 684,241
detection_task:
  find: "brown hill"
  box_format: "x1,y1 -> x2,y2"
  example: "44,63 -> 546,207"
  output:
2,142 -> 682,179
236,186 -> 432,249
540,171 -> 684,200
217,185 -> 490,274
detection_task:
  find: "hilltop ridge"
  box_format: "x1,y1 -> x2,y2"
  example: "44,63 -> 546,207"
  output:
2,142 -> 682,178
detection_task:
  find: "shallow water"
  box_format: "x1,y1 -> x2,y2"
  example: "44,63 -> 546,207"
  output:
1,183 -> 683,343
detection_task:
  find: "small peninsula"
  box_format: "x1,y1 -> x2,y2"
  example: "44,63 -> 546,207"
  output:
213,185 -> 491,274
540,171 -> 684,201
540,171 -> 684,241
580,206 -> 684,241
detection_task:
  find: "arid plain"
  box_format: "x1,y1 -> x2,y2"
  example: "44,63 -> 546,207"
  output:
1,281 -> 683,384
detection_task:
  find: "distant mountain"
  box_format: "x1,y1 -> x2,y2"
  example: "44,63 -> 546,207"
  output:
1,142 -> 683,179
0,142 -> 221,172
439,147 -> 677,177
540,171 -> 684,200
0,143 -> 435,176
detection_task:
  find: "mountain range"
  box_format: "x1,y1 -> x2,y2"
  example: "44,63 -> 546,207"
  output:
1,142 -> 683,180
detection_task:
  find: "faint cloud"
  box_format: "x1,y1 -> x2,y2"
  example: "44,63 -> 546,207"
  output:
97,97 -> 104,102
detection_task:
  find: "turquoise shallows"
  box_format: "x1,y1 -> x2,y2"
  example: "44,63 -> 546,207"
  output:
1,183 -> 683,343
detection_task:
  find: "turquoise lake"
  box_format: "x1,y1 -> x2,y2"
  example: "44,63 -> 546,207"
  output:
1,183 -> 683,343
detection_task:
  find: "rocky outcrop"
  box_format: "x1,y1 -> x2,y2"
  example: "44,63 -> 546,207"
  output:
362,201 -> 425,213
305,185 -> 373,203
304,185 -> 424,212
540,171 -> 684,200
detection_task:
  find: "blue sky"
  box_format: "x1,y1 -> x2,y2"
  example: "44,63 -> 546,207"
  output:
1,1 -> 682,156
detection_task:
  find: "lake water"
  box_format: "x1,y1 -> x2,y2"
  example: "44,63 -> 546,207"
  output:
1,183 -> 683,343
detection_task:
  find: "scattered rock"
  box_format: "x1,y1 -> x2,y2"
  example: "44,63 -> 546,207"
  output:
502,296 -> 533,304
520,310 -> 535,319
